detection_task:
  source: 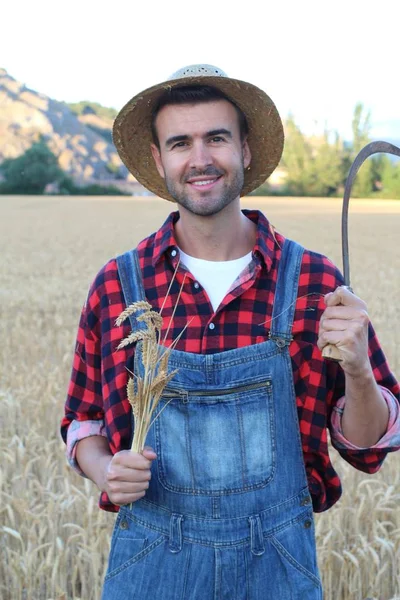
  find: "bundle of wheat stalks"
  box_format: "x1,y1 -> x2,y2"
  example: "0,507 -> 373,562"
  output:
115,297 -> 186,453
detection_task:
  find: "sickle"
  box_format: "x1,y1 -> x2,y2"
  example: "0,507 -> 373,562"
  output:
322,140 -> 400,361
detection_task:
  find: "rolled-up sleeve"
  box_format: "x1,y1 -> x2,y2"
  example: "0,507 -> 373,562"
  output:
66,419 -> 107,475
331,386 -> 400,453
61,281 -> 105,473
330,387 -> 400,476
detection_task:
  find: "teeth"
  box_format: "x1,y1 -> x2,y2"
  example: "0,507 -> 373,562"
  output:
192,180 -> 216,186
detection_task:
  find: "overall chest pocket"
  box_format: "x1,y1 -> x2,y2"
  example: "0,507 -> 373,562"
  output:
154,379 -> 276,495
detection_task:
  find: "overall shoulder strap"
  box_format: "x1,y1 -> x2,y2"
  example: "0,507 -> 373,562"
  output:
116,249 -> 147,331
269,239 -> 304,344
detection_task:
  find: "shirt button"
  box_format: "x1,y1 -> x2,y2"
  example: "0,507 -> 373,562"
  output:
120,520 -> 129,530
208,323 -> 215,330
194,282 -> 200,289
171,249 -> 177,257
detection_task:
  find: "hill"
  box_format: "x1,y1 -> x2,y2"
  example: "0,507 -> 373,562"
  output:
0,69 -> 147,194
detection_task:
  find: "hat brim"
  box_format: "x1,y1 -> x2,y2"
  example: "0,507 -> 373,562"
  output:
113,75 -> 284,201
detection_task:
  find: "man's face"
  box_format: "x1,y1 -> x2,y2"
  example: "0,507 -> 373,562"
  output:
150,100 -> 251,217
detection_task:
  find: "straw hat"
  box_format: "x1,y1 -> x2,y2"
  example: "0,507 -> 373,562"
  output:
113,64 -> 284,201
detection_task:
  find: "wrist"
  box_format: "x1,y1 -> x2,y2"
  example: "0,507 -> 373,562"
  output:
343,360 -> 374,383
95,454 -> 113,492
344,366 -> 386,415
75,436 -> 113,491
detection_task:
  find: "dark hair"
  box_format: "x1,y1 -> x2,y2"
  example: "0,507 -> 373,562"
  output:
151,85 -> 249,149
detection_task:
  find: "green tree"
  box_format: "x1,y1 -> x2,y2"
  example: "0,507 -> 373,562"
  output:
348,103 -> 375,198
250,107 -> 396,199
281,116 -> 314,195
0,140 -> 64,194
281,118 -> 344,197
376,155 -> 400,198
352,102 -> 371,151
308,131 -> 344,197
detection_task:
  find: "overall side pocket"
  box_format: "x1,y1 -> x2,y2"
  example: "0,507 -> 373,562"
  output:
270,511 -> 322,590
105,512 -> 166,582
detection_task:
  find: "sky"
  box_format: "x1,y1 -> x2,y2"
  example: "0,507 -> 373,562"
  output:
2,0 -> 399,140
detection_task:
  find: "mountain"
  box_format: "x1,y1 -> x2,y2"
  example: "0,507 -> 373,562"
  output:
0,69 -> 147,194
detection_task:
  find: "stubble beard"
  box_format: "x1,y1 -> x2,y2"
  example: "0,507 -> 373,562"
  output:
164,164 -> 245,217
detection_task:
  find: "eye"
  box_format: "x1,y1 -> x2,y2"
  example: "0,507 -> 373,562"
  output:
171,141 -> 188,150
210,136 -> 225,143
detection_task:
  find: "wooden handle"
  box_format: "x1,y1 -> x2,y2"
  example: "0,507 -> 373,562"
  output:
322,343 -> 342,362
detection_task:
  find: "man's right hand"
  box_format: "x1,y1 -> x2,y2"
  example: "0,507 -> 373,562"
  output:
75,436 -> 157,506
104,447 -> 157,506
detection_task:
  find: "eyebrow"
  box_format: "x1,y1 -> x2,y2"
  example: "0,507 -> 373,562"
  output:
165,128 -> 232,148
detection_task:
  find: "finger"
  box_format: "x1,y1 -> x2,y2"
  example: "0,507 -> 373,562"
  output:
142,447 -> 157,460
107,466 -> 152,483
317,331 -> 344,351
322,306 -> 364,321
325,286 -> 366,309
319,318 -> 348,332
107,479 -> 150,495
321,312 -> 369,336
111,491 -> 146,506
115,450 -> 155,470
321,317 -> 369,336
318,330 -> 355,350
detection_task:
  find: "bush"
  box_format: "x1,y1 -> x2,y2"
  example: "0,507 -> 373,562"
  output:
58,176 -> 128,196
0,140 -> 64,194
67,101 -> 117,121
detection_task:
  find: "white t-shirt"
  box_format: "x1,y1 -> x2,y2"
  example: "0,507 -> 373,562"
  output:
178,248 -> 253,312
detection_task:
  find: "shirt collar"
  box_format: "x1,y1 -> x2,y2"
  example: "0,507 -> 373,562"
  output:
242,209 -> 277,272
151,211 -> 181,267
151,209 -> 278,272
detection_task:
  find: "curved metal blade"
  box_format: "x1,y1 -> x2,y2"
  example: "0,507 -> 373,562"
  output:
342,141 -> 400,287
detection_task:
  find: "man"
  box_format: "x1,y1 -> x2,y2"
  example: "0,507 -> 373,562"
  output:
61,65 -> 400,599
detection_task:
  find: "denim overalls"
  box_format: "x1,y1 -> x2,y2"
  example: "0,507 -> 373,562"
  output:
101,239 -> 323,600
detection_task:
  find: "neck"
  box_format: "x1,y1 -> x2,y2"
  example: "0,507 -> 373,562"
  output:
174,201 -> 256,261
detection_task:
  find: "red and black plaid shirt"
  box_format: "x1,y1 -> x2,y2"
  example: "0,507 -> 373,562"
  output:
61,210 -> 400,513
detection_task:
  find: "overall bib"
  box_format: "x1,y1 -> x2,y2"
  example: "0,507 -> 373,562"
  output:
102,239 -> 323,600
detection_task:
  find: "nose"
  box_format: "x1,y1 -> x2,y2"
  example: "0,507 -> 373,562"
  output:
189,140 -> 213,170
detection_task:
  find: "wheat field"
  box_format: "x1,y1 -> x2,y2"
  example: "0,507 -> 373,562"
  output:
0,195 -> 399,600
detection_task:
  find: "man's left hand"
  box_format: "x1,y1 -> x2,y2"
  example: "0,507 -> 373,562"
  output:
318,286 -> 372,377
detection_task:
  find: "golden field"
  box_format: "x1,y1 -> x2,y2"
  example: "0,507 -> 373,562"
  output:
0,195 -> 399,600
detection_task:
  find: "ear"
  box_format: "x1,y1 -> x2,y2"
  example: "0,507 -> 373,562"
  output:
242,137 -> 251,170
150,143 -> 165,179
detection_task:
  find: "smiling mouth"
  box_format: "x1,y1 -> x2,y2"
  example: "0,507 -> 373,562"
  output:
187,177 -> 222,190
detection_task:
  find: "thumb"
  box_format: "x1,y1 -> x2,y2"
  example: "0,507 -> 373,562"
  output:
142,446 -> 157,459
